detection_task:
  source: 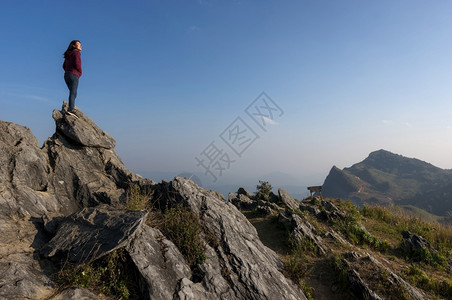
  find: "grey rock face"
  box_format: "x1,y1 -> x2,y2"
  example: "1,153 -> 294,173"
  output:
347,269 -> 383,300
231,193 -> 256,210
299,203 -> 320,216
342,252 -> 427,300
291,214 -> 327,255
53,102 -> 116,149
278,188 -> 299,212
127,225 -> 221,300
0,120 -> 59,218
160,177 -> 307,300
48,287 -> 105,300
41,206 -> 147,263
0,108 -> 150,299
0,108 -> 307,299
402,230 -> 438,256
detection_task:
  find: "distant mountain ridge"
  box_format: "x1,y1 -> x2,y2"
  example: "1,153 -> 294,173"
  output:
322,149 -> 452,216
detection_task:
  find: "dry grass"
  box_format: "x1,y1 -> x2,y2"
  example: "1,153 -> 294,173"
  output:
243,198 -> 452,300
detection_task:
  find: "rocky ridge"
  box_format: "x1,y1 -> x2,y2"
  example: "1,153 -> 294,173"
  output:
0,103 -> 306,299
228,188 -> 437,299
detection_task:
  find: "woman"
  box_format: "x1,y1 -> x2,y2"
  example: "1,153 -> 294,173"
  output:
63,40 -> 82,116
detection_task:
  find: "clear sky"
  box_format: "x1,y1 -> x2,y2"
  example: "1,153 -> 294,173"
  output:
1,1 -> 452,190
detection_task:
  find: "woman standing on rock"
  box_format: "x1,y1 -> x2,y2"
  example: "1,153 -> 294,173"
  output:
63,40 -> 82,117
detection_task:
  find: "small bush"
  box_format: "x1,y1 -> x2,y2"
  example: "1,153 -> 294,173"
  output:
334,220 -> 389,252
159,207 -> 206,266
301,280 -> 316,300
125,183 -> 153,211
290,234 -> 318,254
56,248 -> 137,299
404,247 -> 447,267
255,180 -> 272,202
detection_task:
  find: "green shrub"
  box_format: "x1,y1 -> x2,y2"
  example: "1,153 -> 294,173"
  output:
301,280 -> 316,300
56,248 -> 136,299
406,247 -> 447,267
334,220 -> 389,252
256,180 -> 272,202
125,183 -> 153,211
159,207 -> 206,266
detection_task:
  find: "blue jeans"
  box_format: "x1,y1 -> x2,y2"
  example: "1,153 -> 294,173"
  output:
64,72 -> 79,111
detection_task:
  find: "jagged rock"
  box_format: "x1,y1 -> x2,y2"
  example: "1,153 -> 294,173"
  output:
299,203 -> 320,215
231,193 -> 256,210
227,192 -> 236,202
256,205 -> 273,215
0,109 -> 308,299
364,254 -> 427,300
48,287 -> 104,300
174,277 -> 218,300
43,105 -> 150,208
321,200 -> 339,212
347,269 -> 383,300
237,187 -> 253,198
53,102 -> 116,149
291,214 -> 327,255
0,120 -> 69,218
41,206 -> 147,263
278,188 -> 299,211
316,208 -> 346,221
402,230 -> 438,255
160,177 -> 307,300
1,109 -> 152,299
269,191 -> 280,204
126,225 -> 204,299
326,230 -> 353,247
343,252 -> 427,300
278,210 -> 292,226
256,199 -> 279,210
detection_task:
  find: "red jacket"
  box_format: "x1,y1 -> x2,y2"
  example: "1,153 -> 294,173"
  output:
63,50 -> 82,77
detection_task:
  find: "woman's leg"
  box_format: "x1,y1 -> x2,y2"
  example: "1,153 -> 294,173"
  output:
64,73 -> 79,111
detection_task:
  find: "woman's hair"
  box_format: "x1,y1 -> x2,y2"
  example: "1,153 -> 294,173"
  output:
64,40 -> 81,57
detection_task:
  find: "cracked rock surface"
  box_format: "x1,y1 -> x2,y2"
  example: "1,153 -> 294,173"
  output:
0,105 -> 306,299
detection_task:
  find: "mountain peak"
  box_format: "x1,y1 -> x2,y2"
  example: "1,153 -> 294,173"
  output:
323,149 -> 452,215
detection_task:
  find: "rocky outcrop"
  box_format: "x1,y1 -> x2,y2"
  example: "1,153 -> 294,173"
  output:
341,252 -> 427,300
230,191 -> 278,216
0,104 -> 306,299
291,214 -> 327,255
401,230 -> 438,258
157,177 -> 307,299
41,206 -> 147,263
53,102 -> 116,149
230,187 -> 294,216
278,188 -> 299,212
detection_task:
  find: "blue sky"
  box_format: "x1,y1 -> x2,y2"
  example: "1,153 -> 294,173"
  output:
1,1 -> 452,191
